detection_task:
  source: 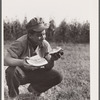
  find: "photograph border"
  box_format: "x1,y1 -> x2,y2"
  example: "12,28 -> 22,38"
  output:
0,0 -> 2,100
90,0 -> 99,100
1,0 -> 99,100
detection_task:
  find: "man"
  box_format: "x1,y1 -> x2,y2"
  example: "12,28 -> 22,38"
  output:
4,17 -> 63,100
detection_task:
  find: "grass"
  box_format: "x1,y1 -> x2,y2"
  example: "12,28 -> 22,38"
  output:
4,41 -> 90,100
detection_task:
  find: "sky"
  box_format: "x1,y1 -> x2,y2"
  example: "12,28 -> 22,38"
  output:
3,0 -> 90,26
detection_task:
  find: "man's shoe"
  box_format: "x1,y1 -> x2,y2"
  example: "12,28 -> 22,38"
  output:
8,96 -> 19,100
28,85 -> 40,96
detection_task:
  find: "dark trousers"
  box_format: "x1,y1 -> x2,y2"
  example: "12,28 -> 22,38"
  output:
5,66 -> 62,98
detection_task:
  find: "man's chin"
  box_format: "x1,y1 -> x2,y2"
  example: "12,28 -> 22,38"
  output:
38,42 -> 43,47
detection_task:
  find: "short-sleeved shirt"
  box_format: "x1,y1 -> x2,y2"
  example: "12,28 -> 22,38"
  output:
7,34 -> 52,59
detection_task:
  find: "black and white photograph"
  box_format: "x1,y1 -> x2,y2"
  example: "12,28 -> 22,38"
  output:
2,0 -> 98,100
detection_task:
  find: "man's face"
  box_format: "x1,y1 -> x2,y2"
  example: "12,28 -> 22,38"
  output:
28,30 -> 46,46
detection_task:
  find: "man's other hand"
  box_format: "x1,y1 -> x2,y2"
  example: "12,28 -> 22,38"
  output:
51,50 -> 64,61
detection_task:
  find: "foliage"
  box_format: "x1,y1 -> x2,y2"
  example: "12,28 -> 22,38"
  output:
46,19 -> 56,41
54,19 -> 67,42
4,17 -> 27,41
4,17 -> 90,43
54,20 -> 90,43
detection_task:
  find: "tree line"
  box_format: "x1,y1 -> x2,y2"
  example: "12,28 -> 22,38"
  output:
4,17 -> 89,43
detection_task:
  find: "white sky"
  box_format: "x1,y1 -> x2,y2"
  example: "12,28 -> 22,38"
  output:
3,0 -> 90,26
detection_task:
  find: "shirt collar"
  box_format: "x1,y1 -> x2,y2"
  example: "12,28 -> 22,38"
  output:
27,35 -> 38,50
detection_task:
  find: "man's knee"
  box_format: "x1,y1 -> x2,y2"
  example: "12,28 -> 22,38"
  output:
51,70 -> 63,84
55,71 -> 63,83
6,67 -> 15,77
6,66 -> 25,79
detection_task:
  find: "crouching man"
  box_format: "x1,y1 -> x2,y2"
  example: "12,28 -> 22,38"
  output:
4,17 -> 63,100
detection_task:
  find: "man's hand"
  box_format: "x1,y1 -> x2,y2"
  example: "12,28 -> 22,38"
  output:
23,57 -> 39,71
51,49 -> 64,61
44,54 -> 52,61
44,54 -> 54,70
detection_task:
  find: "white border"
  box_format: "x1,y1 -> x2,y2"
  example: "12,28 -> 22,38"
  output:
2,0 -> 4,99
90,0 -> 99,100
2,0 -> 99,100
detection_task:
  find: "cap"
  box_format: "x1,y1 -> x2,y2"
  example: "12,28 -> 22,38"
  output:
26,17 -> 48,32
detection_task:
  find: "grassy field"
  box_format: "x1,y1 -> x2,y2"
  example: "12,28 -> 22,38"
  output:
4,41 -> 90,100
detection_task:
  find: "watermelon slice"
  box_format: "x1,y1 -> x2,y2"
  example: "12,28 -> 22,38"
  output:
26,55 -> 48,67
49,47 -> 62,54
26,47 -> 63,66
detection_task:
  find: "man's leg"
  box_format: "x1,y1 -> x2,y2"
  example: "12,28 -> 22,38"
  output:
6,66 -> 62,97
5,66 -> 28,98
26,68 -> 63,93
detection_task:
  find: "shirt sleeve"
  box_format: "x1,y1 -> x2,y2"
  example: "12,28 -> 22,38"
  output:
7,40 -> 23,58
36,40 -> 52,57
43,40 -> 52,52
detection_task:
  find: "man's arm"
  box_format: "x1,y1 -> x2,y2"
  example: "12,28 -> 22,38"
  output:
4,40 -> 24,67
4,52 -> 39,70
44,54 -> 54,70
4,53 -> 23,67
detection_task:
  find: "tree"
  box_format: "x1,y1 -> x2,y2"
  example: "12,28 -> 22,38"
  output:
4,21 -> 12,40
54,19 -> 67,42
46,19 -> 56,41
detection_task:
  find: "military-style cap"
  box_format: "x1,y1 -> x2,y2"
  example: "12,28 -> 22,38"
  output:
26,17 -> 48,32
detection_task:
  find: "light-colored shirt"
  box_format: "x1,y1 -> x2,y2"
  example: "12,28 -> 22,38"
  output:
7,34 -> 52,59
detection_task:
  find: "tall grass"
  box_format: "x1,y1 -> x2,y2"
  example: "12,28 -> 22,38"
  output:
4,42 -> 90,100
